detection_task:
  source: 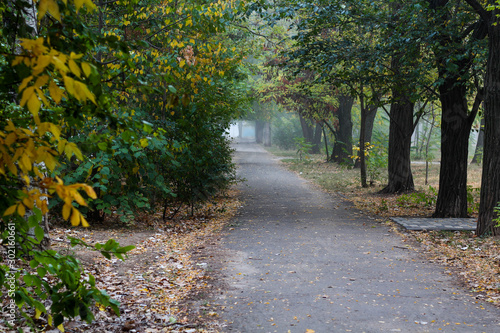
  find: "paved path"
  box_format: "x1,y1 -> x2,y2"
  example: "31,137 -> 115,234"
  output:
210,143 -> 500,332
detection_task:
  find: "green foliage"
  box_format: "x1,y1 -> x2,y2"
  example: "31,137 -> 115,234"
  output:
467,186 -> 480,216
0,210 -> 133,329
494,204 -> 500,228
272,113 -> 302,150
396,186 -> 438,208
366,132 -> 388,185
165,107 -> 237,214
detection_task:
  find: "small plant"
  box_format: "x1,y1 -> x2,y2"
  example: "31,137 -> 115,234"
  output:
349,141 -> 375,161
396,186 -> 437,208
379,199 -> 388,211
350,142 -> 388,185
493,203 -> 500,228
367,144 -> 388,185
294,137 -> 313,161
467,185 -> 480,215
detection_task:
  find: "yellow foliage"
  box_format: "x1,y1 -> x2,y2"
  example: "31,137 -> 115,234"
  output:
13,38 -> 96,117
1,119 -> 96,226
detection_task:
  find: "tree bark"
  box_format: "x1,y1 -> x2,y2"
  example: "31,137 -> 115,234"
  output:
379,95 -> 415,194
354,102 -> 377,169
322,123 -> 329,161
433,79 -> 475,217
478,22 -> 500,235
331,94 -> 354,163
429,0 -> 478,218
471,116 -> 484,164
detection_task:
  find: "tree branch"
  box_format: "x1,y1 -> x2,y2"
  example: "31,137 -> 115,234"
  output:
463,0 -> 491,23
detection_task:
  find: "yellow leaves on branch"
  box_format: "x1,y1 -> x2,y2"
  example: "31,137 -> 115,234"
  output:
13,38 -> 96,117
1,120 -> 95,227
1,120 -> 59,177
56,179 -> 96,227
3,177 -> 96,227
37,0 -> 96,22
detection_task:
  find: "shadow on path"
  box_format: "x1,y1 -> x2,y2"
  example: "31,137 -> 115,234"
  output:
210,142 -> 499,332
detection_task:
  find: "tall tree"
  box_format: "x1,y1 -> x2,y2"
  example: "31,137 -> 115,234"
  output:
463,0 -> 500,235
426,0 -> 483,217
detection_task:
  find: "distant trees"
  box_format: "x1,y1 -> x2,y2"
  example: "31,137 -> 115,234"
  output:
252,0 -> 500,233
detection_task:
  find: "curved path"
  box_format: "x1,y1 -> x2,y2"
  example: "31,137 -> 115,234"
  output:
211,142 -> 500,332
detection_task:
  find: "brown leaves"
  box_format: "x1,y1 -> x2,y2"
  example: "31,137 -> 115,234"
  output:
44,192 -> 240,332
414,231 -> 500,305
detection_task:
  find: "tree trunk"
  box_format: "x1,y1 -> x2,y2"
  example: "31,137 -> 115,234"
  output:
299,114 -> 321,154
331,94 -> 354,163
263,122 -> 271,147
471,116 -> 484,164
429,0 -> 478,218
358,92 -> 368,187
311,122 -> 322,154
478,23 -> 500,235
255,120 -> 264,144
433,81 -> 475,217
379,96 -> 415,194
322,123 -> 329,161
354,102 -> 377,169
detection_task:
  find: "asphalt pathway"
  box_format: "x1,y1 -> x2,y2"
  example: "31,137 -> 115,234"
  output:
211,142 -> 500,332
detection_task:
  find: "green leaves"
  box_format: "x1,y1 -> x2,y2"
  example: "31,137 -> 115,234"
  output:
94,239 -> 135,260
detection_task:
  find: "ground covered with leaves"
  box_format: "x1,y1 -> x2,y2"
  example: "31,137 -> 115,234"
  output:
272,149 -> 500,307
2,192 -> 240,333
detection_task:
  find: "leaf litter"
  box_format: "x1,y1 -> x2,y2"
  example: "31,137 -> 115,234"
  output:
31,191 -> 240,333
